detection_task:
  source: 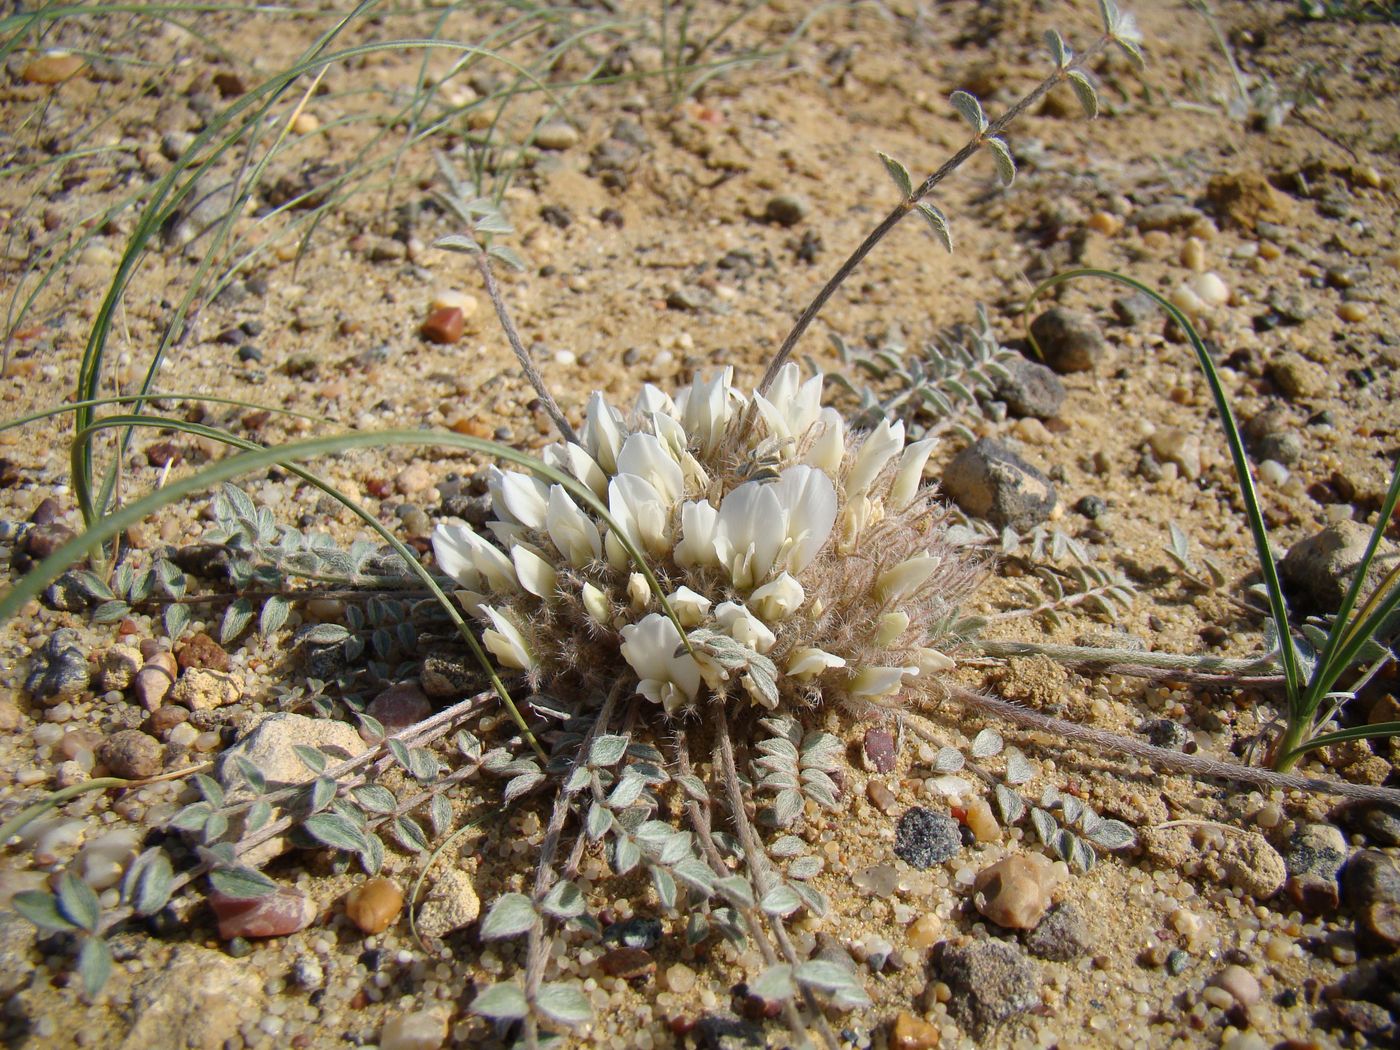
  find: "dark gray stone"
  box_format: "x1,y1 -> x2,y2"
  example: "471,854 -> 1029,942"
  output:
763,193 -> 809,227
694,1015 -> 764,1050
23,629 -> 91,704
942,438 -> 1057,532
1028,308 -> 1105,373
42,571 -> 96,612
935,939 -> 1040,1035
994,357 -> 1066,419
1344,851 -> 1400,909
894,807 -> 961,869
603,917 -> 663,951
1345,804 -> 1400,848
1130,201 -> 1205,231
1139,719 -> 1190,751
1024,902 -> 1093,961
419,652 -> 481,699
1244,407 -> 1303,465
1112,291 -> 1157,326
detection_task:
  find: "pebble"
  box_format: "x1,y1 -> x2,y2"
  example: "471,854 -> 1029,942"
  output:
890,1009 -> 941,1049
1210,964 -> 1261,1006
210,885 -> 316,939
24,629 -> 91,704
862,727 -> 896,772
533,122 -> 580,150
1269,351 -> 1328,400
1346,803 -> 1400,847
942,437 -> 1057,532
1283,823 -> 1348,912
1280,521 -> 1399,613
1191,271 -> 1230,307
98,729 -> 163,779
1221,831 -> 1287,900
415,868 -> 480,941
1147,428 -> 1201,480
907,914 -> 942,951
1337,301 -> 1369,323
763,194 -> 809,227
663,962 -> 697,994
366,682 -> 433,736
993,356 -> 1066,419
289,111 -> 319,134
176,632 -> 230,672
1086,211 -> 1122,236
1258,459 -> 1289,487
973,854 -> 1061,929
853,864 -> 900,897
1075,495 -> 1107,519
420,307 -> 464,344
867,781 -> 898,814
97,645 -> 144,691
1112,291 -> 1157,326
1131,201 -> 1204,231
429,289 -> 478,315
345,878 -> 404,935
22,52 -> 86,84
380,1009 -> 448,1050
600,946 -> 655,980
1180,238 -> 1206,271
935,939 -> 1040,1035
1206,171 -> 1296,231
893,807 -> 962,869
963,798 -> 1000,843
1028,307 -> 1105,373
172,668 -> 243,711
395,464 -> 433,497
1343,850 -> 1400,950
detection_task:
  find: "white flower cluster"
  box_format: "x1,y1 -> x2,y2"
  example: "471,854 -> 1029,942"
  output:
432,364 -> 965,717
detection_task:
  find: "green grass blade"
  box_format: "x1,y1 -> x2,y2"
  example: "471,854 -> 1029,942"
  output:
1276,721 -> 1400,766
1024,269 -> 1304,705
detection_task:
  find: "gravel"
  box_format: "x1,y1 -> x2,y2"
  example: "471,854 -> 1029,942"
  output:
893,807 -> 962,869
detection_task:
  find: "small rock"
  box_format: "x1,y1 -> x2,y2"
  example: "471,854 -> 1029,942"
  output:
533,121 -> 579,151
394,463 -> 433,497
603,916 -> 664,950
176,632 -> 230,672
1280,521 -> 1400,613
172,668 -> 243,711
935,939 -> 1039,1035
366,682 -> 432,737
1269,351 -> 1328,400
22,52 -> 86,84
209,886 -> 316,939
867,781 -> 898,814
380,1010 -> 448,1050
894,807 -> 961,869
1244,408 -> 1302,465
1210,963 -> 1261,1006
1206,171 -> 1297,231
963,797 -> 1001,843
863,727 -> 897,772
23,629 -> 90,704
345,878 -> 404,935
973,854 -> 1062,930
415,868 -> 480,941
134,662 -> 177,712
1218,831 -> 1287,900
994,357 -> 1066,419
120,944 -> 263,1050
1029,307 -> 1105,373
665,285 -> 707,311
1345,804 -> 1400,847
97,645 -> 144,692
942,438 -> 1057,531
1147,428 -> 1202,480
1112,292 -> 1158,326
1130,201 -> 1205,231
763,194 -> 809,227
98,729 -> 163,779
694,1015 -> 765,1050
1284,823 -> 1348,913
890,1009 -> 941,1049
420,307 -> 464,344
1338,302 -> 1370,324
42,571 -> 95,612
1344,851 -> 1400,952
1140,718 -> 1190,751
0,699 -> 21,732
600,946 -> 655,980
291,954 -> 325,991
1074,494 -> 1107,519
663,962 -> 697,994
1191,271 -> 1230,307
1024,901 -> 1092,960
1330,999 -> 1394,1039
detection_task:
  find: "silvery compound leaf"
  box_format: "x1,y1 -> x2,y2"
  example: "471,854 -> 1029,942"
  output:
302,813 -> 368,853
772,789 -> 804,827
1044,27 -> 1071,66
292,745 -> 327,775
1086,818 -> 1137,850
791,881 -> 829,918
673,859 -> 717,895
504,772 -> 546,803
1004,747 -> 1034,784
607,773 -> 647,809
971,728 -> 1004,758
1039,785 -> 1062,808
1053,828 -> 1077,862
933,746 -> 965,773
1030,807 -> 1059,846
351,785 -> 396,814
1078,807 -> 1102,836
481,893 -> 537,940
164,603 -> 189,642
472,982 -> 528,1021
795,959 -> 861,994
750,964 -> 796,1002
585,802 -> 612,841
563,767 -> 590,794
994,784 -> 1026,825
675,774 -> 709,802
360,832 -> 385,876
877,151 -> 913,198
124,849 -> 174,916
788,855 -> 823,880
535,983 -> 592,1027
12,891 -> 75,933
759,884 -> 803,917
207,865 -> 278,901
308,776 -> 337,814
950,89 -> 989,133
915,202 -> 953,253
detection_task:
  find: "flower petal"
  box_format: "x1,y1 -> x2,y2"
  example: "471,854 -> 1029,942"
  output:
787,647 -> 846,681
749,572 -> 805,623
481,606 -> 535,671
432,523 -> 482,590
889,437 -> 937,510
845,419 -> 905,499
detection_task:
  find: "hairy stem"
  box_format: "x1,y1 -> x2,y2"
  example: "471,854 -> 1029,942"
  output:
755,34 -> 1111,396
947,685 -> 1400,804
476,253 -> 579,445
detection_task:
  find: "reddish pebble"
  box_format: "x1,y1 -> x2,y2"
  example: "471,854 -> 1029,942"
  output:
365,683 -> 432,737
344,878 -> 404,935
210,886 -> 316,939
176,632 -> 230,672
864,727 -> 896,772
145,442 -> 183,467
23,53 -> 85,84
599,946 -> 655,981
420,307 -> 464,344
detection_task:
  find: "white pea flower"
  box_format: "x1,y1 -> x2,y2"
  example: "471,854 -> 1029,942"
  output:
787,647 -> 846,681
581,392 -> 627,473
542,442 -> 608,500
749,573 -> 805,623
768,465 -> 837,575
511,545 -> 558,601
489,468 -> 550,530
675,499 -> 721,569
888,437 -> 937,510
915,647 -> 956,674
481,605 -> 536,671
845,418 -> 905,499
608,473 -> 672,560
874,611 -> 910,647
620,613 -> 701,715
668,586 -> 712,627
616,431 -> 685,506
715,601 -> 777,654
432,522 -> 482,591
432,522 -> 517,594
848,664 -> 919,698
876,554 -> 943,603
715,465 -> 836,589
581,582 -> 611,625
677,367 -> 734,456
649,412 -> 709,488
545,485 -> 602,569
634,383 -> 678,420
627,572 -> 651,613
753,363 -> 823,447
805,407 -> 845,474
